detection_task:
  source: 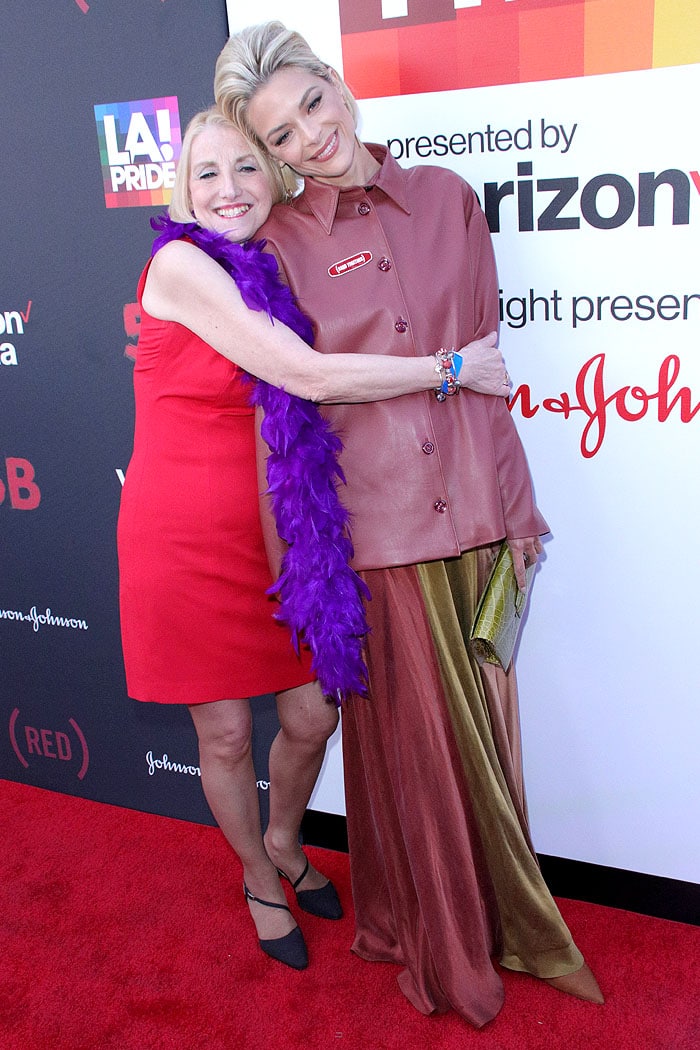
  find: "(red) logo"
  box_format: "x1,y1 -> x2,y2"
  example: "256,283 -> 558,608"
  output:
9,709 -> 90,780
328,251 -> 373,277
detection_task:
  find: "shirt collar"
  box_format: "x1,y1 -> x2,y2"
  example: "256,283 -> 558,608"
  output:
297,143 -> 412,234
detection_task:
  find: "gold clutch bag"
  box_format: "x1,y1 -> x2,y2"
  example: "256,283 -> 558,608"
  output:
469,542 -> 535,671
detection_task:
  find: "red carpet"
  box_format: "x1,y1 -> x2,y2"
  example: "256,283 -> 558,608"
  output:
1,779 -> 698,1049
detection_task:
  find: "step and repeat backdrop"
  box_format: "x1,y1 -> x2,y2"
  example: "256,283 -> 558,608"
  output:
2,0 -> 699,891
1,0 -> 251,829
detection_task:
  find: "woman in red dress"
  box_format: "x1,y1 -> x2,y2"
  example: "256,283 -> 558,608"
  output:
118,108 -> 506,971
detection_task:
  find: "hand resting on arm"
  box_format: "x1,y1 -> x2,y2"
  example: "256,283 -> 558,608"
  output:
143,241 -> 508,404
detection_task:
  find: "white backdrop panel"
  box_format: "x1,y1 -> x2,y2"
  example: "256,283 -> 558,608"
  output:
226,2 -> 700,883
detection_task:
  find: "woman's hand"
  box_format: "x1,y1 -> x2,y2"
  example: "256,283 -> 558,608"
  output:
456,332 -> 511,396
507,535 -> 544,591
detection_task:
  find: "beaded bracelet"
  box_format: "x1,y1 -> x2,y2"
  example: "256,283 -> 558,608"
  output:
433,347 -> 461,401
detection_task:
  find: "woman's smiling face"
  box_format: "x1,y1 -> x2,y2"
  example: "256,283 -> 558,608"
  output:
247,67 -> 366,188
188,125 -> 273,242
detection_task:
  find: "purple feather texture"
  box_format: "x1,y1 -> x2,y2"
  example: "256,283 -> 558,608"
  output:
150,215 -> 369,703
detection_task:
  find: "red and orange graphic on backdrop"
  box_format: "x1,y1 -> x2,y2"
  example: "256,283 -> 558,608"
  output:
340,0 -> 700,98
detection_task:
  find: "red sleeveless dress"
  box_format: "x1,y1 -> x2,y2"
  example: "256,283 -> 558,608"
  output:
117,262 -> 314,704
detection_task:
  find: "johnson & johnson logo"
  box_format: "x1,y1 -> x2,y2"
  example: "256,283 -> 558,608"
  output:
146,751 -> 201,778
145,750 -> 269,790
0,606 -> 89,632
509,353 -> 699,459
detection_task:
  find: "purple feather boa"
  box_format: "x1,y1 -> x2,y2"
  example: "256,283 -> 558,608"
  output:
151,214 -> 369,703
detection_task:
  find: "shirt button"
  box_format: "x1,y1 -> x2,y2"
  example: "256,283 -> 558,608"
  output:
378,257 -> 392,271
358,202 -> 371,215
394,317 -> 408,333
433,498 -> 447,513
422,441 -> 435,455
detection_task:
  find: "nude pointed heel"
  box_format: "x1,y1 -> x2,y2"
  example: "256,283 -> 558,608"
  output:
545,961 -> 605,1004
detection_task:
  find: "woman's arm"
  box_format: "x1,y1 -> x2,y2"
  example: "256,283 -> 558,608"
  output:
143,240 -> 481,404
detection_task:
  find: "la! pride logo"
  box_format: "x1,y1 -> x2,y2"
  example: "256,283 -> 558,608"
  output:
94,97 -> 182,208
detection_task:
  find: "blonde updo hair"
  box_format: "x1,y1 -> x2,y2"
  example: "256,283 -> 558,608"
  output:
168,106 -> 286,223
214,21 -> 359,194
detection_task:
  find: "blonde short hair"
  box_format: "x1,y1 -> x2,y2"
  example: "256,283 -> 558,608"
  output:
168,106 -> 286,223
214,21 -> 359,193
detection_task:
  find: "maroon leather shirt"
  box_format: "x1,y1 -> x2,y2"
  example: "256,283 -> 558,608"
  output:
259,145 -> 548,570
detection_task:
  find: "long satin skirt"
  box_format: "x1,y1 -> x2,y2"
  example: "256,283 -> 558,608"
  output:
341,547 -> 583,1028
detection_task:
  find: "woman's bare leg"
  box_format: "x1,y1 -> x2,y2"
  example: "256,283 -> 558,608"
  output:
188,697 -> 294,940
264,681 -> 339,888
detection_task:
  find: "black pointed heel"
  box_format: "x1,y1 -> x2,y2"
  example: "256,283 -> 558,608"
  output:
243,883 -> 308,970
276,857 -> 343,920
